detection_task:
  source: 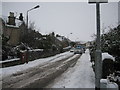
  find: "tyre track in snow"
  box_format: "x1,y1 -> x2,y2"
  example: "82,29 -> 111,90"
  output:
21,54 -> 81,88
2,53 -> 80,88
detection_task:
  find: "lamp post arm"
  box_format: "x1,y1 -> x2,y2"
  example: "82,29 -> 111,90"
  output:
28,5 -> 40,12
27,8 -> 34,12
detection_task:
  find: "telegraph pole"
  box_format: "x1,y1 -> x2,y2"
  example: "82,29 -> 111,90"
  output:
95,2 -> 102,89
88,0 -> 108,89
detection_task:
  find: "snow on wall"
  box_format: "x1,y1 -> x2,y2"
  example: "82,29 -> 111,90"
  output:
100,79 -> 118,89
0,58 -> 20,64
102,53 -> 115,61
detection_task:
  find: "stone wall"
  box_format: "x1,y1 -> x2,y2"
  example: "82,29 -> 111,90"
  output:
4,26 -> 20,46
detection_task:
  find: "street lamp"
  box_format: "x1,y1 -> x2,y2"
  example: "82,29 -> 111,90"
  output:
88,0 -> 108,89
67,33 -> 72,46
26,5 -> 40,29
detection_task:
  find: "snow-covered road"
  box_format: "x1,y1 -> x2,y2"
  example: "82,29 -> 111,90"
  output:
1,49 -> 95,88
2,51 -> 80,88
46,49 -> 95,88
1,51 -> 73,78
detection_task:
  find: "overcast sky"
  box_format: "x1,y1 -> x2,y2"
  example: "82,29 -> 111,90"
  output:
1,1 -> 118,42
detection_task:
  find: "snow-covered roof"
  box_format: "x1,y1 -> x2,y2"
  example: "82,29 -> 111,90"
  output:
2,16 -> 23,28
15,19 -> 23,27
102,53 -> 115,61
6,19 -> 23,28
57,37 -> 63,41
6,24 -> 19,28
56,36 -> 67,41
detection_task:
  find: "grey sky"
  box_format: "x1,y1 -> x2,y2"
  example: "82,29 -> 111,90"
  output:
2,2 -> 118,41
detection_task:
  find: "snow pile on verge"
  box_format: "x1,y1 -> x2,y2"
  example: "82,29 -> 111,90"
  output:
100,79 -> 118,89
1,51 -> 73,78
46,49 -> 95,88
102,53 -> 115,61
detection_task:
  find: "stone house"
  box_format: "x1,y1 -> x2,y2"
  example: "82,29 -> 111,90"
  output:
2,12 -> 25,46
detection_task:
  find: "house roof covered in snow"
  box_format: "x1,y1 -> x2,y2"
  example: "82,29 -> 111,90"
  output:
2,12 -> 24,28
6,19 -> 23,28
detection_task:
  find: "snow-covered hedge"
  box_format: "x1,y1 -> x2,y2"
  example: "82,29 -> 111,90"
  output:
102,53 -> 115,61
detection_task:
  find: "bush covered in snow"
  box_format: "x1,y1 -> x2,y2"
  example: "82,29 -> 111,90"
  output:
101,25 -> 120,57
101,25 -> 120,71
89,25 -> 120,88
89,25 -> 120,72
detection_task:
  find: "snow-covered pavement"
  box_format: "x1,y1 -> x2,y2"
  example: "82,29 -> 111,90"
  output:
46,49 -> 95,88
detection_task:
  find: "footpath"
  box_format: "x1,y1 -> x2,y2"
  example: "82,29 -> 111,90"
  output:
46,49 -> 95,88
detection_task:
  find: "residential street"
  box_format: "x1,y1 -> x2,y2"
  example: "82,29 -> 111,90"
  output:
1,51 -> 80,88
1,2 -> 119,89
1,49 -> 95,88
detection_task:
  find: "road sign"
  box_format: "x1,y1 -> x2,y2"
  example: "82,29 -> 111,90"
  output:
89,0 -> 108,3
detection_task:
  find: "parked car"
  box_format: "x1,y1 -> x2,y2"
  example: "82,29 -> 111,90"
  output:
74,48 -> 84,54
70,47 -> 75,52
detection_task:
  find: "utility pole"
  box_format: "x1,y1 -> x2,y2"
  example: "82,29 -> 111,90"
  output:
88,0 -> 108,89
95,3 -> 102,89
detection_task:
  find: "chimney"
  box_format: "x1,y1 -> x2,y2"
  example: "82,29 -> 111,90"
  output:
19,13 -> 23,21
8,12 -> 16,26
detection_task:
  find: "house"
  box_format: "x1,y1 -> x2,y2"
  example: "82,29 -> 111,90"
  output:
2,12 -> 25,46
